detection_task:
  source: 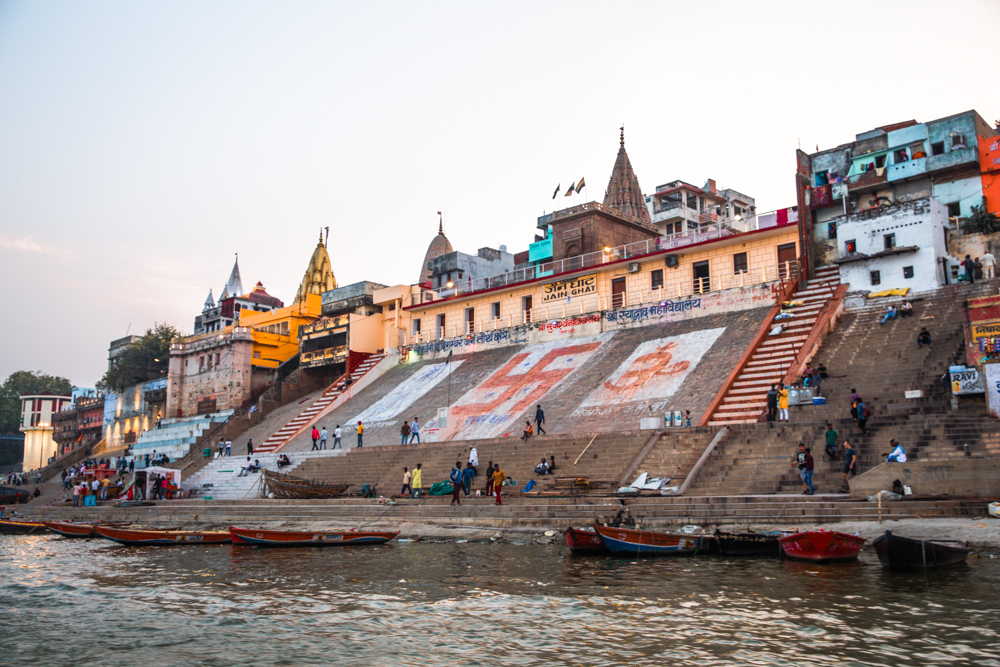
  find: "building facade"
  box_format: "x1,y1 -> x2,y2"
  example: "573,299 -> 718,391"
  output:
19,392 -> 72,470
645,178 -> 755,237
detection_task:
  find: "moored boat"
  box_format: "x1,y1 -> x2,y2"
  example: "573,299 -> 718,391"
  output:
261,469 -> 350,499
94,525 -> 232,546
229,527 -> 398,546
0,518 -> 47,534
715,530 -> 784,557
564,527 -> 610,555
872,530 -> 970,570
43,521 -> 132,538
592,524 -> 709,556
0,486 -> 31,505
778,530 -> 865,563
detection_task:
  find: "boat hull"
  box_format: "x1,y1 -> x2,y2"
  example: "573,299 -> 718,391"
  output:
94,525 -> 232,546
778,531 -> 865,563
592,524 -> 707,556
715,531 -> 783,557
0,519 -> 47,534
43,521 -> 133,538
564,527 -> 610,555
0,486 -> 31,505
872,531 -> 970,570
229,527 -> 398,546
261,470 -> 350,499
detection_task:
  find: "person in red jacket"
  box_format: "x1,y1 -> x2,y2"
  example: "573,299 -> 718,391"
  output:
311,427 -> 320,450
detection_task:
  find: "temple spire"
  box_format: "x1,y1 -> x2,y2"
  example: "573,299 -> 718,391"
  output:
603,127 -> 652,225
438,211 -> 444,235
224,254 -> 243,298
294,234 -> 337,304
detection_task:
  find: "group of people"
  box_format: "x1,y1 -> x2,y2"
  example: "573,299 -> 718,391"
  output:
848,388 -> 871,435
4,471 -> 38,487
398,446 -> 512,506
399,418 -> 421,444
879,301 -> 913,325
520,405 -> 547,440
534,456 -> 557,475
69,474 -> 125,505
237,458 -> 262,477
961,252 -> 995,283
790,438 -> 860,495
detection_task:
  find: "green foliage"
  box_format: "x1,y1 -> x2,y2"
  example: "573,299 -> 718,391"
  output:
968,204 -> 1000,235
97,322 -> 180,394
0,370 -> 73,434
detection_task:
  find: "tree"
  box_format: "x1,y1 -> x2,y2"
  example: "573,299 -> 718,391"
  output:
968,204 -> 1000,235
97,322 -> 180,393
0,370 -> 74,434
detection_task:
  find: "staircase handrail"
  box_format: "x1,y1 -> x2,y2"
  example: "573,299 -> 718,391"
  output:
173,381 -> 275,467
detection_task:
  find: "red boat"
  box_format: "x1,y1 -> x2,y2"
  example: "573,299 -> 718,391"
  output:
229,527 -> 399,547
43,521 -> 132,538
564,527 -> 610,555
778,530 -> 866,563
94,525 -> 232,546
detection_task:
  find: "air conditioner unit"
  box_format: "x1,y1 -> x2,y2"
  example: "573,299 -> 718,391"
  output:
627,262 -> 641,273
664,255 -> 679,268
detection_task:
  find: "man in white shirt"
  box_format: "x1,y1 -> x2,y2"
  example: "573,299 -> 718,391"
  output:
982,251 -> 996,279
468,445 -> 479,470
886,440 -> 907,463
333,425 -> 342,449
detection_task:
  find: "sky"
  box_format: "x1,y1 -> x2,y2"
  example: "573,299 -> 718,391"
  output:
1,0 -> 998,388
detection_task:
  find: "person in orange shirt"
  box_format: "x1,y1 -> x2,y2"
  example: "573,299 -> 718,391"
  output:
491,464 -> 506,505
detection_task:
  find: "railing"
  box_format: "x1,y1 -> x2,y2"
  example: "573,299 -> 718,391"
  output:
301,345 -> 348,365
403,259 -> 799,345
170,381 -> 275,467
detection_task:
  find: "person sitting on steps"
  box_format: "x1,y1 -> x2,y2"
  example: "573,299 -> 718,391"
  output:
534,458 -> 549,475
520,421 -> 533,441
917,328 -> 932,349
880,304 -> 897,325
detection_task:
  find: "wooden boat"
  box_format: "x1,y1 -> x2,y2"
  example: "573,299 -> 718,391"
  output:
778,530 -> 865,563
43,520 -> 132,538
94,525 -> 232,546
872,530 -> 970,570
564,527 -> 610,555
715,530 -> 783,557
229,526 -> 398,547
0,519 -> 47,534
592,524 -> 708,556
261,469 -> 350,499
0,485 -> 31,504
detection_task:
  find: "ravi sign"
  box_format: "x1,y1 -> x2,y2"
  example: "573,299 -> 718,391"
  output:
541,274 -> 597,303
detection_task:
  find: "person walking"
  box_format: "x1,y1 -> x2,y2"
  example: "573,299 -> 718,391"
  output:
802,448 -> 815,495
450,462 -> 463,505
964,254 -> 976,284
461,462 -> 475,496
410,417 -> 420,443
224,440 -> 232,457
824,423 -> 838,461
856,399 -> 869,435
982,250 -> 996,280
71,481 -> 81,507
791,443 -> 808,494
217,439 -> 225,458
401,467 -> 412,497
356,421 -> 364,447
766,384 -> 778,423
333,425 -> 342,449
534,404 -> 546,435
412,463 -> 423,499
491,463 -> 506,505
849,388 -> 861,423
400,421 -> 411,445
842,440 -> 858,491
320,427 -> 328,450
247,439 -> 254,456
311,427 -> 320,451
778,385 -> 789,421
484,461 -> 495,495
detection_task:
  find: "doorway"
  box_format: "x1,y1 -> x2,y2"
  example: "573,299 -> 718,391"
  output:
692,260 -> 710,294
612,277 -> 627,309
777,243 -> 797,280
522,295 -> 533,323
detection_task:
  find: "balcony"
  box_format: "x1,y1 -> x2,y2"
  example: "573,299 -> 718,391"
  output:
301,345 -> 348,367
887,157 -> 927,182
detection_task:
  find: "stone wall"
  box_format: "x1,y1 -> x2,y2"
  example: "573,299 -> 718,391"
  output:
850,459 -> 1000,498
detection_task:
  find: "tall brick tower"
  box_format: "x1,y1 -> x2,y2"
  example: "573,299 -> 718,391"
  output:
603,127 -> 652,225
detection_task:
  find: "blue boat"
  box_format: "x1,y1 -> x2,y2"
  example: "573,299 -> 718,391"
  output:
593,524 -> 708,556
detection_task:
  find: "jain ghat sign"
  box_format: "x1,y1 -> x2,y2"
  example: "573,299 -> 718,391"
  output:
542,274 -> 597,303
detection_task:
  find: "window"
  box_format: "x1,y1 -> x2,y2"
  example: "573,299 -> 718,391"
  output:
436,313 -> 446,336
663,221 -> 682,235
903,266 -> 914,279
651,269 -> 664,289
930,141 -> 945,156
884,233 -> 896,250
815,171 -> 829,186
521,295 -> 533,322
951,134 -> 966,149
947,202 -> 961,218
412,318 -> 421,334
875,155 -> 887,168
870,270 -> 881,286
846,239 -> 857,255
894,149 -> 909,164
199,356 -> 205,372
686,193 -> 698,210
733,252 -> 748,274
253,351 -> 261,359
465,307 -> 475,331
491,302 -> 500,319
828,221 -> 838,240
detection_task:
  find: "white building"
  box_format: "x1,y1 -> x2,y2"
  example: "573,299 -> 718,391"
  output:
19,392 -> 72,470
834,197 -> 950,294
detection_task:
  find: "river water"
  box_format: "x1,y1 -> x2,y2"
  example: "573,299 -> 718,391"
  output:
1,534 -> 999,666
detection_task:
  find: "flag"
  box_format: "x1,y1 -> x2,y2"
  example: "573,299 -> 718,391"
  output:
565,181 -> 576,196
447,349 -> 453,362
577,177 -> 585,191
552,184 -> 560,199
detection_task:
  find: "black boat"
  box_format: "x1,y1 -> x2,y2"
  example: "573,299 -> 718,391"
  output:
0,485 -> 31,505
714,530 -> 783,557
872,530 -> 970,570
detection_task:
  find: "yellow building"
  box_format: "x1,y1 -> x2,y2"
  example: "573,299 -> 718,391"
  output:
239,294 -> 323,368
398,220 -> 800,344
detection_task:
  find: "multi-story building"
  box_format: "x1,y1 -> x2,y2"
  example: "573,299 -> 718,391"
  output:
108,335 -> 141,371
797,110 -> 999,292
53,389 -> 104,457
194,258 -> 285,334
19,392 -> 72,470
645,179 -> 755,237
